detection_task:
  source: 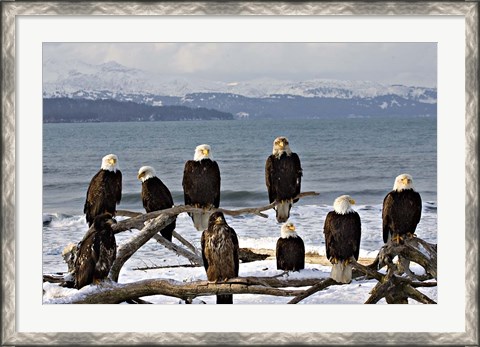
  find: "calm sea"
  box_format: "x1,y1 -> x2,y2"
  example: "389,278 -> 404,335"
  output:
43,117 -> 437,273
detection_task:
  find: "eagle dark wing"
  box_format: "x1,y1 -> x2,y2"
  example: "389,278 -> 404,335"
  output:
93,229 -> 116,281
84,170 -> 103,226
210,161 -> 221,208
291,153 -> 303,203
351,212 -> 362,260
228,226 -> 240,276
382,192 -> 394,243
200,230 -> 209,273
323,212 -> 335,261
265,155 -> 276,203
114,170 -> 122,205
411,191 -> 422,229
74,233 -> 98,289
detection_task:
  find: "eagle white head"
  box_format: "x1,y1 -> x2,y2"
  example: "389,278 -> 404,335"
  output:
101,154 -> 119,172
137,166 -> 156,183
393,173 -> 415,191
194,144 -> 213,161
333,195 -> 356,215
272,136 -> 292,157
280,222 -> 298,239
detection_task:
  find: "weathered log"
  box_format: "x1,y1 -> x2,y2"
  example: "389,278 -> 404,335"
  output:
51,278 -> 306,304
365,273 -> 437,305
109,213 -> 177,282
287,277 -> 338,304
151,233 -> 203,266
349,236 -> 438,305
377,236 -> 437,279
350,258 -> 384,282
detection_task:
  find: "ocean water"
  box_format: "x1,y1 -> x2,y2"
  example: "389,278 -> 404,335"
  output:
43,117 -> 437,275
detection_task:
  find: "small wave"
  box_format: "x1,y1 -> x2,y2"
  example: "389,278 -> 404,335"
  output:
43,213 -> 85,228
423,201 -> 437,211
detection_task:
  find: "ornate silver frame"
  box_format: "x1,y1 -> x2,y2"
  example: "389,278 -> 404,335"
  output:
1,1 -> 478,345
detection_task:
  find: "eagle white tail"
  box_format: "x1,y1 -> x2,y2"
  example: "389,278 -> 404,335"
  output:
275,200 -> 292,223
192,211 -> 211,231
330,262 -> 353,284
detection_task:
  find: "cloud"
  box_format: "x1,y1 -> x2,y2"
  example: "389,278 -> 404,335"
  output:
43,42 -> 437,87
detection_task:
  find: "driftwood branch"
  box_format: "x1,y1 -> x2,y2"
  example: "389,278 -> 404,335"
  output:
287,278 -> 338,304
109,213 -> 177,282
114,191 -> 320,232
151,233 -> 203,266
359,237 -> 437,304
49,277 -> 307,304
378,237 -> 437,279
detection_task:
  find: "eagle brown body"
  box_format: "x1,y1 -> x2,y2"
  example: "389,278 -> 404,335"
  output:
276,222 -> 305,271
201,212 -> 239,304
382,174 -> 422,243
323,195 -> 362,284
139,167 -> 176,241
74,213 -> 117,289
84,154 -> 122,227
265,137 -> 302,223
382,189 -> 422,243
183,145 -> 221,231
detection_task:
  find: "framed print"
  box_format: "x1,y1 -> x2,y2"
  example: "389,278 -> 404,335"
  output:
1,1 -> 478,345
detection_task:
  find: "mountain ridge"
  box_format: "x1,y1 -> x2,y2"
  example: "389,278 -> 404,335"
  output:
43,59 -> 437,120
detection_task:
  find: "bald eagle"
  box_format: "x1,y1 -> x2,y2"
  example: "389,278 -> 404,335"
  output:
138,166 -> 176,242
183,144 -> 221,231
84,154 -> 122,227
323,195 -> 361,284
201,211 -> 239,304
276,222 -> 305,271
382,173 -> 422,244
265,137 -> 302,223
74,213 -> 117,289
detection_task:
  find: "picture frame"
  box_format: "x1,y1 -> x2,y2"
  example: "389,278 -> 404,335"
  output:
1,1 -> 478,345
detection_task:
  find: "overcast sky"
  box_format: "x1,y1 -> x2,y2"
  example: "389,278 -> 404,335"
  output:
44,42 -> 437,87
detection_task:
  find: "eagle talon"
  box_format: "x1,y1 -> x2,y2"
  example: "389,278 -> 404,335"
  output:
392,234 -> 403,244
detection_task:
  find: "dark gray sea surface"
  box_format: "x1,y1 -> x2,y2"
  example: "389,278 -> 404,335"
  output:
43,117 -> 437,273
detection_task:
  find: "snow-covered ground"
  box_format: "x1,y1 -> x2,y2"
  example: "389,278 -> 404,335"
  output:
43,257 -> 437,305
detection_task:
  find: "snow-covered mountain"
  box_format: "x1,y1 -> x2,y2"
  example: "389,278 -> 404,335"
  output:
43,59 -> 436,103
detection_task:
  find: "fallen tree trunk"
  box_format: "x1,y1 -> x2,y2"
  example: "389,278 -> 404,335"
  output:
50,277 -> 309,304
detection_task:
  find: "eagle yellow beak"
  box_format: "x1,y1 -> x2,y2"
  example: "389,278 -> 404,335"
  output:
349,198 -> 356,205
202,149 -> 209,156
401,178 -> 411,185
109,158 -> 116,165
288,224 -> 296,231
137,172 -> 144,180
215,216 -> 223,225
